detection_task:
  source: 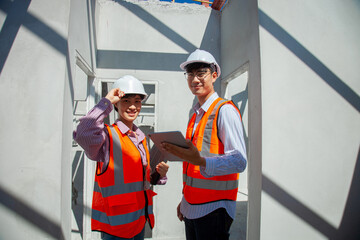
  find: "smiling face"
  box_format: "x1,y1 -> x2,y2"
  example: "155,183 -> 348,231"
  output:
115,94 -> 142,129
186,65 -> 217,105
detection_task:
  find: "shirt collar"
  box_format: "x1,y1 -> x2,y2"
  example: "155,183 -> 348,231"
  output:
114,119 -> 145,141
193,92 -> 219,114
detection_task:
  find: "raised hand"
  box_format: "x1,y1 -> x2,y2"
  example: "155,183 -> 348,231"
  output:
105,88 -> 125,104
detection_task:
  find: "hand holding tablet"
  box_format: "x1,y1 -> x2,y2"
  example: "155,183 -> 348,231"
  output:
148,131 -> 206,166
148,131 -> 189,162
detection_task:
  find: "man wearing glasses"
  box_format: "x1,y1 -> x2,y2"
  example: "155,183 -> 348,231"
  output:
161,49 -> 247,240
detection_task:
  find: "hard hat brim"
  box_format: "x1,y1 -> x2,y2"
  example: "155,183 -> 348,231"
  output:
179,60 -> 221,77
124,92 -> 148,99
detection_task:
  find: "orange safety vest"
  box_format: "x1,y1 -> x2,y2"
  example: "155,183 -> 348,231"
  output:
183,98 -> 241,204
91,124 -> 156,238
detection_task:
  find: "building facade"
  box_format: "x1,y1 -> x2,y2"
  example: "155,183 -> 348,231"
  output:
0,0 -> 358,239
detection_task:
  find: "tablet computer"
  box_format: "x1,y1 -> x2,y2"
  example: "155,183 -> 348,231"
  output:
148,131 -> 188,161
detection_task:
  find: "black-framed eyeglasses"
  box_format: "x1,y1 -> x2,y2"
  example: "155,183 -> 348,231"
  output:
184,70 -> 211,80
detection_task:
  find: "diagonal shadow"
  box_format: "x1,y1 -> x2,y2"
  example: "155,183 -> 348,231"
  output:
0,0 -> 32,74
0,185 -> 65,239
231,83 -> 248,118
115,0 -> 197,52
231,84 -> 249,145
259,8 -> 360,239
97,0 -> 199,70
0,0 -> 74,101
97,50 -> 189,70
333,146 -> 360,240
0,2 -> 75,238
263,145 -> 360,240
21,12 -> 68,55
0,0 -> 68,55
262,174 -> 339,238
258,9 -> 360,113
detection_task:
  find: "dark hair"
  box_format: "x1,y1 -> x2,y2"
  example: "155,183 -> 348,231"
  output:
185,62 -> 216,73
114,94 -> 145,112
122,94 -> 145,100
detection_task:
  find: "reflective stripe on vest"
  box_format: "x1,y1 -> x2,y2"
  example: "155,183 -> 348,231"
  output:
92,206 -> 154,226
184,175 -> 238,190
91,124 -> 155,238
183,98 -> 240,204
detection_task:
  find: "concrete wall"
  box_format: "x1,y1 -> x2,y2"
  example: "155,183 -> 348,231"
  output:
68,0 -> 97,101
221,1 -> 262,240
68,1 -> 97,239
2,0 -> 358,239
0,0 -> 72,239
258,0 -> 360,239
93,0 -> 221,239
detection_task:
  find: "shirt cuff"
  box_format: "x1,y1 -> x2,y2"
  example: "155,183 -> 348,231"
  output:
157,176 -> 168,185
200,157 -> 215,177
99,98 -> 113,114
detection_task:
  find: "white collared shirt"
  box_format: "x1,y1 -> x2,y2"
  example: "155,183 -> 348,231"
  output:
181,92 -> 247,219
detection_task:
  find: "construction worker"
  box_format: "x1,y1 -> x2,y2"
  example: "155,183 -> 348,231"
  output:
162,49 -> 247,240
73,75 -> 169,240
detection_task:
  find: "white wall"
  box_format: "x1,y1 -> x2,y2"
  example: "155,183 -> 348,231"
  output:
3,0 -> 358,239
93,1 -> 221,239
221,0 -> 262,239
0,0 -> 72,239
68,1 -> 97,239
258,0 -> 360,239
68,0 -> 97,101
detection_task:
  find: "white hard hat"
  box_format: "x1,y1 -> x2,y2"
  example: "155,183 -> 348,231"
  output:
180,49 -> 221,77
112,75 -> 148,99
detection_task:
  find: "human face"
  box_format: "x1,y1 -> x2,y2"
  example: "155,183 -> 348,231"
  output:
186,68 -> 217,103
115,95 -> 142,128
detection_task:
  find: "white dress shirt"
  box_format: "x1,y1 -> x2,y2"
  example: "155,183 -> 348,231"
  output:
180,92 -> 247,220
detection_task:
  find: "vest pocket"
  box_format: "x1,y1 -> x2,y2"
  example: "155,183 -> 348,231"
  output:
107,193 -> 137,207
106,192 -> 143,215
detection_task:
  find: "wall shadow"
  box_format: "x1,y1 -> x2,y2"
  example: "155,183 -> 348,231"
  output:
262,146 -> 360,239
262,174 -> 338,238
115,0 -> 197,52
0,0 -> 68,57
230,83 -> 249,145
199,9 -> 221,52
72,150 -> 85,238
0,1 -> 75,239
199,9 -> 222,92
0,185 -> 65,239
0,0 -> 32,74
334,147 -> 360,239
0,0 -> 74,101
96,0 -> 199,71
259,8 -> 360,238
97,50 -> 188,71
229,201 -> 248,240
258,9 -> 360,113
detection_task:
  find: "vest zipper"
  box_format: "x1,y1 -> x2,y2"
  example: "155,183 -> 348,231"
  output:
143,190 -> 152,229
142,157 -> 152,229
